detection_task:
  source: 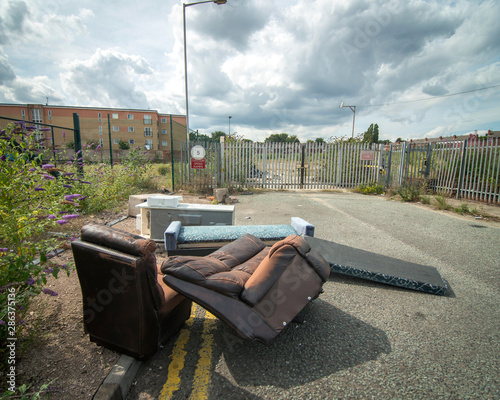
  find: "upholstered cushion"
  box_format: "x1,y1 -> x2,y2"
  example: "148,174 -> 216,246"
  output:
177,224 -> 297,244
162,234 -> 269,298
81,224 -> 156,257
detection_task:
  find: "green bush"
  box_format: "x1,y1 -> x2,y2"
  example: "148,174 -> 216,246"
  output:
395,182 -> 427,202
0,123 -> 82,375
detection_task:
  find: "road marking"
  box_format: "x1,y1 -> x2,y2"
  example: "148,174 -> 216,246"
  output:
159,305 -> 196,400
190,310 -> 217,399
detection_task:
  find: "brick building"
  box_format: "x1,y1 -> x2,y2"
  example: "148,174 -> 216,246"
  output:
0,103 -> 187,153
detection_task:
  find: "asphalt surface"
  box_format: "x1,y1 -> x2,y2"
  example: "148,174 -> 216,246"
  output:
126,191 -> 500,399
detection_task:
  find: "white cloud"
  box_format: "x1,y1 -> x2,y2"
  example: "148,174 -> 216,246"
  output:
0,0 -> 498,142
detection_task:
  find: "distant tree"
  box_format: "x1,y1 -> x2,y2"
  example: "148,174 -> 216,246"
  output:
265,133 -> 300,143
395,137 -> 405,143
118,140 -> 130,150
362,123 -> 379,143
211,131 -> 226,142
265,133 -> 289,143
315,137 -> 325,144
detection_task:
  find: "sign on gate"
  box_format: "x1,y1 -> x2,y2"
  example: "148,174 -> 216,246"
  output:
191,158 -> 205,169
361,150 -> 375,161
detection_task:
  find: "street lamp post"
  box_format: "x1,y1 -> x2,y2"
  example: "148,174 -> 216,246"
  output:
183,0 -> 227,179
228,116 -> 231,137
339,102 -> 356,138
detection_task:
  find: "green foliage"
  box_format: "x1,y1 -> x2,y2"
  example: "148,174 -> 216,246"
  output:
63,140 -> 74,149
0,123 -> 81,373
395,182 -> 427,202
356,182 -> 384,195
118,140 -> 130,150
264,133 -> 300,143
363,123 -> 379,143
157,165 -> 169,176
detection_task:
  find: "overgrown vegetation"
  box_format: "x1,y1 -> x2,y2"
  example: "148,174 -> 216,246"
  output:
0,122 -> 171,398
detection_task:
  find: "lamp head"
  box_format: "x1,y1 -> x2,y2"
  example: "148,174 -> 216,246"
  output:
340,102 -> 344,108
214,0 -> 227,4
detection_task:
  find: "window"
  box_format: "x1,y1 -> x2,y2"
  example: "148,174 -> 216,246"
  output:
98,112 -> 102,122
21,110 -> 25,119
161,118 -> 167,123
112,113 -> 119,119
127,114 -> 134,120
128,127 -> 134,132
144,127 -> 152,137
129,139 -> 135,145
99,126 -> 103,135
48,110 -> 52,121
113,126 -> 119,132
161,141 -> 168,147
144,115 -> 152,124
145,139 -> 152,149
99,138 -> 103,146
113,139 -> 120,144
31,108 -> 42,123
161,129 -> 168,135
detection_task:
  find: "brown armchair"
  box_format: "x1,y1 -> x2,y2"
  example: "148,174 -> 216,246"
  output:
71,224 -> 192,359
161,234 -> 330,345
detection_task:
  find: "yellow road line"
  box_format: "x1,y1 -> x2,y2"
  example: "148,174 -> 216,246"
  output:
190,310 -> 217,400
159,304 -> 196,400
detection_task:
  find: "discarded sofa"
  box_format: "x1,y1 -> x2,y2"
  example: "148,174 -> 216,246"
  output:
71,224 -> 192,359
164,216 -> 315,256
161,233 -> 330,345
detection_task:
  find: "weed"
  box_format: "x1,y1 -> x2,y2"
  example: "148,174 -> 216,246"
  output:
356,182 -> 384,195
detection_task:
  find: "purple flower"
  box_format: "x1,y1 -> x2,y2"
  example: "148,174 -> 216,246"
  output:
29,167 -> 36,172
56,220 -> 68,225
43,174 -> 55,180
59,211 -> 69,214
63,184 -> 73,189
63,172 -> 75,176
47,215 -> 56,220
62,131 -> 66,139
43,268 -> 54,274
35,187 -> 45,191
42,288 -> 58,296
0,320 -> 5,325
62,214 -> 79,220
64,194 -> 81,201
42,164 -> 55,169
25,278 -> 35,285
81,181 -> 91,185
78,196 -> 87,201
0,247 -> 8,252
0,155 -> 6,161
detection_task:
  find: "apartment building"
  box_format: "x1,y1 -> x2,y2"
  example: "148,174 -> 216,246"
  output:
0,103 -> 187,153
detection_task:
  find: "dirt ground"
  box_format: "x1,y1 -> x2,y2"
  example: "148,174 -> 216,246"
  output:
14,194 -> 211,399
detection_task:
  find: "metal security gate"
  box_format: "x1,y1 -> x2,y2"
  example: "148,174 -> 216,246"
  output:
220,142 -> 382,190
180,138 -> 499,203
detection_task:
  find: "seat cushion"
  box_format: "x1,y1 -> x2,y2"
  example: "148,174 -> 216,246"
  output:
162,234 -> 269,298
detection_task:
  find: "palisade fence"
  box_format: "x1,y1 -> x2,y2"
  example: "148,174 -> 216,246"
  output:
179,138 -> 500,204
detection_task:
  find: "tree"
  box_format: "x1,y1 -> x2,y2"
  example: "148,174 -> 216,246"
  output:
264,133 -> 300,143
315,137 -> 325,144
362,123 -> 379,143
211,131 -> 226,142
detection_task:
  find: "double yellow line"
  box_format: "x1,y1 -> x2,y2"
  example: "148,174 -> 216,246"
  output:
159,304 -> 217,400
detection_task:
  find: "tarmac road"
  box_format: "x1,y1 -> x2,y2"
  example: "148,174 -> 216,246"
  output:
126,191 -> 500,399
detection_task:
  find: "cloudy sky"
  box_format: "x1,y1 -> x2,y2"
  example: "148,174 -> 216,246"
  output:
1,0 -> 499,142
